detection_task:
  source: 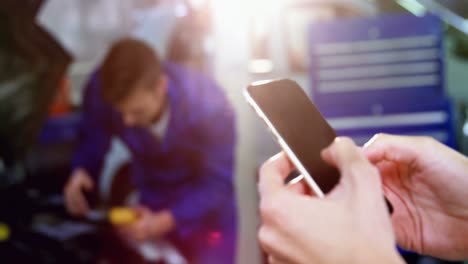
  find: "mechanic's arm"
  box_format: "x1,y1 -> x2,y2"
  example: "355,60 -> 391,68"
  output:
169,109 -> 236,238
65,74 -> 113,216
71,74 -> 115,178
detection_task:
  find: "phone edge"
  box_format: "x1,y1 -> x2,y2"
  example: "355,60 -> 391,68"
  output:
243,87 -> 325,198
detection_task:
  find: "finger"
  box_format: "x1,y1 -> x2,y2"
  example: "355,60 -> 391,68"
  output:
259,152 -> 295,197
321,137 -> 365,171
81,174 -> 94,192
66,187 -> 84,216
321,137 -> 360,192
268,255 -> 275,264
323,138 -> 394,224
132,206 -> 149,217
117,227 -> 135,242
259,226 -> 300,264
286,176 -> 308,195
267,255 -> 288,264
136,228 -> 147,242
73,191 -> 90,216
322,137 -> 382,196
64,188 -> 78,215
258,227 -> 286,260
132,222 -> 148,242
362,133 -> 418,165
270,254 -> 294,264
121,222 -> 137,236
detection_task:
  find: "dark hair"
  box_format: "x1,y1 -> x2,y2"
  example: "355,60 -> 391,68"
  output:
100,38 -> 161,105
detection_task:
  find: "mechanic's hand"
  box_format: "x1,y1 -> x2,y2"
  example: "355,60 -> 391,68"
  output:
363,134 -> 468,260
117,206 -> 175,243
258,137 -> 403,264
64,168 -> 94,217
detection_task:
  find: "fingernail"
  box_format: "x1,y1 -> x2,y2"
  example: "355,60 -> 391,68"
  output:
363,135 -> 378,148
269,152 -> 284,162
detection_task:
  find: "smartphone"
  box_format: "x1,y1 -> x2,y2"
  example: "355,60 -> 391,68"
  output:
244,79 -> 340,197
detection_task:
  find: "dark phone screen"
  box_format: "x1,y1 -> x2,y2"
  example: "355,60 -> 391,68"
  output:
248,79 -> 340,194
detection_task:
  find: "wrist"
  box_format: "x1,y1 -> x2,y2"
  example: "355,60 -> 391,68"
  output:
353,240 -> 403,264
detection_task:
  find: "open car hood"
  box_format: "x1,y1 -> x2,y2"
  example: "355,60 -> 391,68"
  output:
0,0 -> 72,168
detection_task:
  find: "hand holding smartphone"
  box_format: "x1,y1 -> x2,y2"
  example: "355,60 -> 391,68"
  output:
245,79 -> 393,213
244,79 -> 340,196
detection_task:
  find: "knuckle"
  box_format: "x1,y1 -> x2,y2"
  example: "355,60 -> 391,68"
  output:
367,133 -> 388,147
335,137 -> 358,154
258,226 -> 272,246
339,136 -> 354,145
259,198 -> 275,219
259,161 -> 272,178
259,195 -> 284,222
418,135 -> 435,146
375,133 -> 391,142
374,133 -> 388,140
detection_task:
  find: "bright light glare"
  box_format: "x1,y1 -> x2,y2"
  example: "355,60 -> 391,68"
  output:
248,59 -> 274,73
189,0 -> 206,9
174,3 -> 188,17
210,0 -> 283,68
212,0 -> 283,33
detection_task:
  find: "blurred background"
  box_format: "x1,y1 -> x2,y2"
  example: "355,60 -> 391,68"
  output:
1,0 -> 468,263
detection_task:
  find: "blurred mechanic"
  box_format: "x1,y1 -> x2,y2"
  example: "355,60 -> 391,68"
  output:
64,38 -> 237,263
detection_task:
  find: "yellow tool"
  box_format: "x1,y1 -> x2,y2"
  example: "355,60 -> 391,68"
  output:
0,222 -> 10,242
108,207 -> 138,226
